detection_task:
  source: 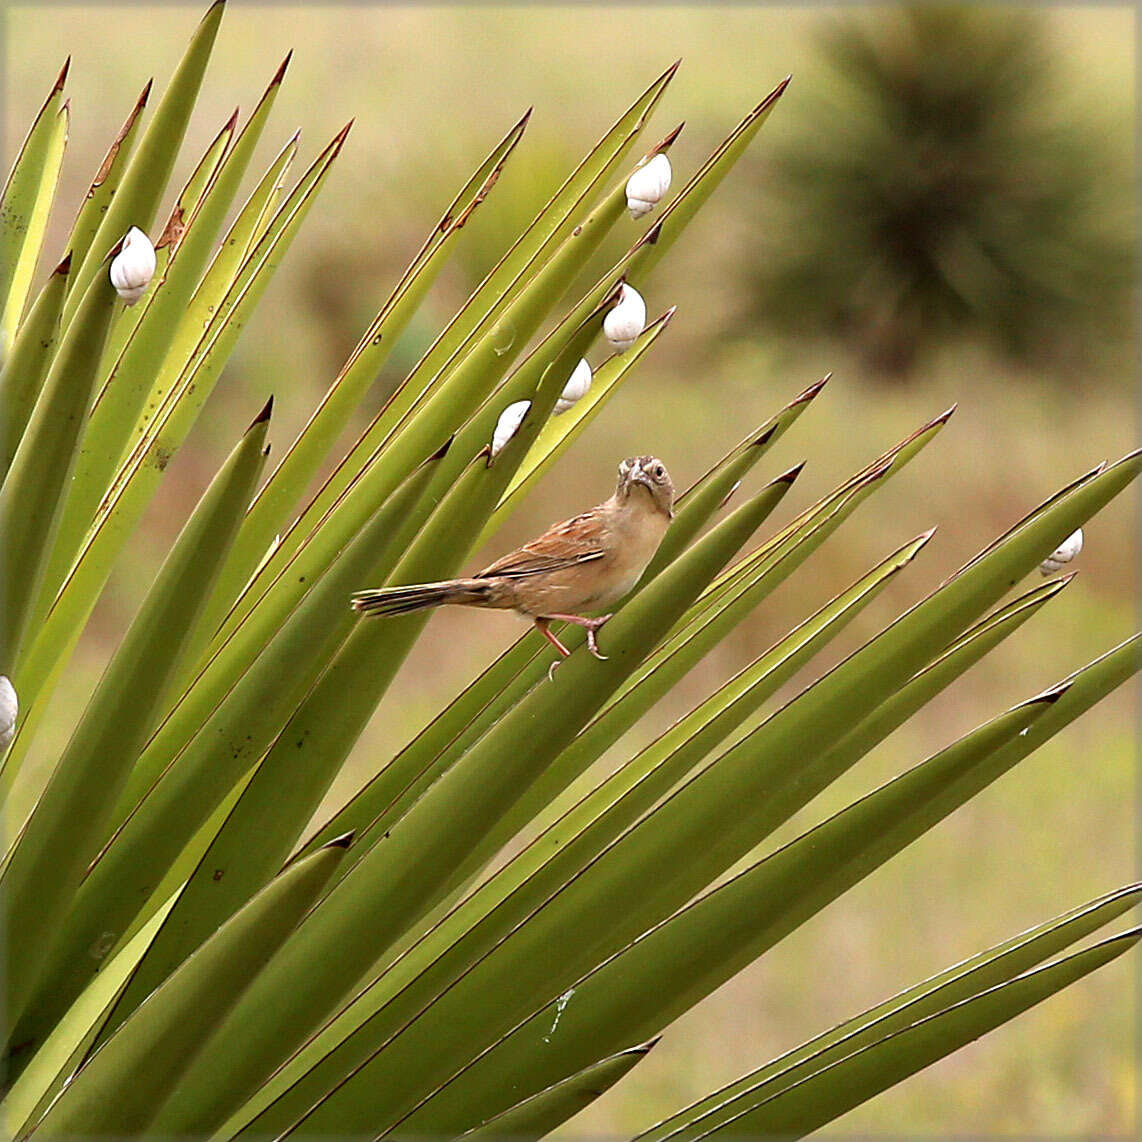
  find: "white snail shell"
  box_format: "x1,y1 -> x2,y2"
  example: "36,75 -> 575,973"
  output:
1040,528 -> 1083,575
490,400 -> 531,460
109,226 -> 156,305
0,675 -> 17,750
626,153 -> 672,219
603,283 -> 646,353
554,358 -> 592,416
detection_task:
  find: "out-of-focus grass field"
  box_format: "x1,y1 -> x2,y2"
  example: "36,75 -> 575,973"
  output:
6,4 -> 1136,1134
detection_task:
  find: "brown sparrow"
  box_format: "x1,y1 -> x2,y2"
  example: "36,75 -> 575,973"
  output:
352,456 -> 675,666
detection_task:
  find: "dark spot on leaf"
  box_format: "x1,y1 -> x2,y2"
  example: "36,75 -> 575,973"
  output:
212,869 -> 225,881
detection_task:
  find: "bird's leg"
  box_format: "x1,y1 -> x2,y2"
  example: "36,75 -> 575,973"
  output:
543,613 -> 614,661
534,617 -> 573,666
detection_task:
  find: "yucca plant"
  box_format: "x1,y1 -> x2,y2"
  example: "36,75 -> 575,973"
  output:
0,4 -> 1137,1136
741,4 -> 1134,378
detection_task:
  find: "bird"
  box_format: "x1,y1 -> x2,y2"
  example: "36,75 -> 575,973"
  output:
352,456 -> 675,671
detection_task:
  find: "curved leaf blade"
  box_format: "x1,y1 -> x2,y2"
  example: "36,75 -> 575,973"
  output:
27,839 -> 350,1137
460,1040 -> 659,1142
63,79 -> 151,279
642,883 -> 1142,1142
699,932 -> 1139,1139
0,60 -> 69,347
2,407 -> 270,1052
0,255 -> 69,478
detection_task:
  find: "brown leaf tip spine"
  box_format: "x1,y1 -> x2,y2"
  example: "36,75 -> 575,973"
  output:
326,830 -> 356,849
752,75 -> 791,117
1030,680 -> 1071,705
429,435 -> 454,462
793,372 -> 831,405
54,57 -> 71,94
775,460 -> 806,484
272,50 -> 293,86
655,122 -> 685,153
54,251 -> 72,276
251,394 -> 274,426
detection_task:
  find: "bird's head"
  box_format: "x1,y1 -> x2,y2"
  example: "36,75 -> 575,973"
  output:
616,455 -> 674,518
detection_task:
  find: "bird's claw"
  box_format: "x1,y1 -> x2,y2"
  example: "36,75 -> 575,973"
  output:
547,658 -> 563,682
586,630 -> 608,660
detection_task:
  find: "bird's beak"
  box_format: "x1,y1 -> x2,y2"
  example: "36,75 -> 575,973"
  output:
630,462 -> 653,490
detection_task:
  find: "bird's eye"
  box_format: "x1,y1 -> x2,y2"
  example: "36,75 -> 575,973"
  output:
654,464 -> 665,479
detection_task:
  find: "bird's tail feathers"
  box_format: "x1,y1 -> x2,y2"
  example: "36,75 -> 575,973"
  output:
351,578 -> 492,617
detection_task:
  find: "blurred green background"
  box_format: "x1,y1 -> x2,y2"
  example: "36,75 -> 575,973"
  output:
5,2 -> 1136,1134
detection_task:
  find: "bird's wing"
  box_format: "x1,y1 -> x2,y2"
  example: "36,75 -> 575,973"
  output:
476,509 -> 607,580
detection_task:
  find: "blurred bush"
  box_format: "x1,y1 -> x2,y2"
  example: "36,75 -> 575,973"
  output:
740,5 -> 1134,380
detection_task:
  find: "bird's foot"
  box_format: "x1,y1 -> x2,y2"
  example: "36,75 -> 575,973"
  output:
584,614 -> 613,660
543,612 -> 613,661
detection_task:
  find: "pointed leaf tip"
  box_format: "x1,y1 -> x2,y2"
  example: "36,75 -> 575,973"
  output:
429,435 -> 455,462
273,50 -> 293,85
1027,680 -> 1072,706
54,252 -> 73,275
54,57 -> 71,93
775,460 -> 806,484
325,831 -> 356,850
137,78 -> 154,107
792,373 -> 831,405
657,121 -> 685,151
251,395 -> 274,427
752,75 -> 791,115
